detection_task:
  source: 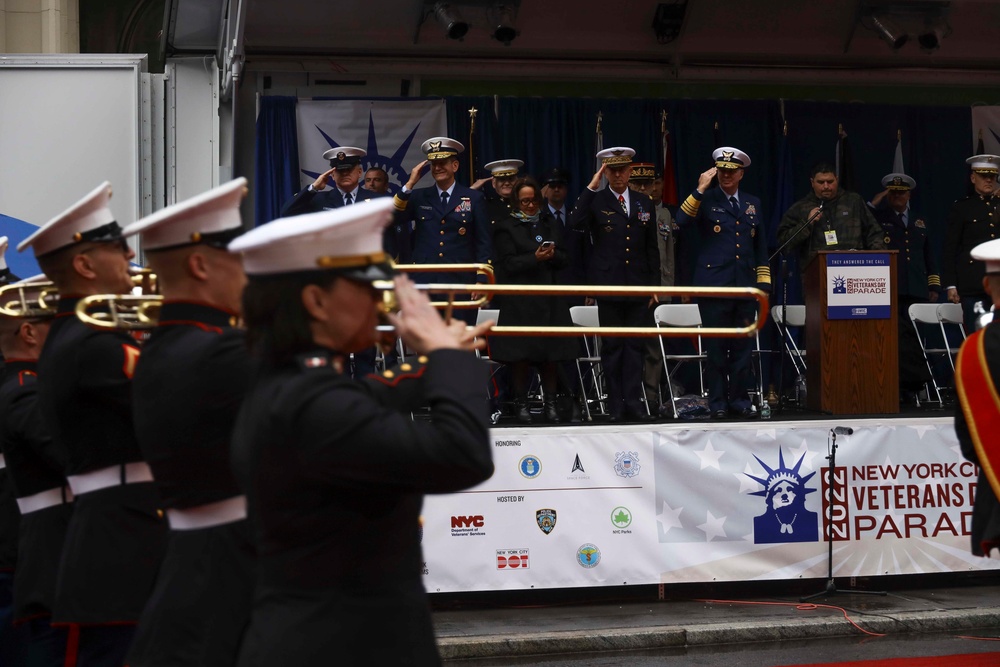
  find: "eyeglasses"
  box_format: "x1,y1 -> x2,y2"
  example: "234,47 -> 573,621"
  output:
519,198 -> 540,206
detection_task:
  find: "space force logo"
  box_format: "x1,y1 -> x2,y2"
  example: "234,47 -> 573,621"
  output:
614,451 -> 640,478
746,449 -> 819,544
536,509 -> 557,535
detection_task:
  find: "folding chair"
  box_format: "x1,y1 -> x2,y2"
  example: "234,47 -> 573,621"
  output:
654,303 -> 707,419
569,305 -> 606,421
770,305 -> 807,378
908,302 -> 967,405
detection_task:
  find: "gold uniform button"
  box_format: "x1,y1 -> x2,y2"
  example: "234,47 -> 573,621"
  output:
383,370 -> 395,379
735,254 -> 740,259
157,509 -> 165,519
418,355 -> 429,363
736,232 -> 741,236
400,363 -> 412,371
440,241 -> 445,246
736,221 -> 741,225
440,230 -> 445,235
626,248 -> 630,252
626,225 -> 631,229
626,236 -> 630,240
441,220 -> 446,225
625,260 -> 630,265
736,244 -> 741,248
439,252 -> 444,257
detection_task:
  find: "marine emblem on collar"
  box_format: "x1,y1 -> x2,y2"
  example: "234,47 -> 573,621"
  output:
429,140 -> 442,153
336,151 -> 346,161
536,509 -> 557,535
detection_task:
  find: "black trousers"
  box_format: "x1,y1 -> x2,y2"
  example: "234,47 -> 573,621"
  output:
597,299 -> 650,417
700,298 -> 756,413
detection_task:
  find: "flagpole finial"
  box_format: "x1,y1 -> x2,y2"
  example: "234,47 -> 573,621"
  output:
838,123 -> 844,136
469,106 -> 477,131
469,106 -> 477,118
596,111 -> 603,135
783,121 -> 788,137
714,121 -> 719,130
897,129 -> 901,141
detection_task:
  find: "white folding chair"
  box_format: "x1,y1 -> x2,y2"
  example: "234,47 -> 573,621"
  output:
654,303 -> 707,419
770,304 -> 807,378
569,305 -> 606,421
936,303 -> 967,373
908,303 -> 966,405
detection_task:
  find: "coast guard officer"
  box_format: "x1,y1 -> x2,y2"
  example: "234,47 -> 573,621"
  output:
570,147 -> 659,422
675,147 -> 770,419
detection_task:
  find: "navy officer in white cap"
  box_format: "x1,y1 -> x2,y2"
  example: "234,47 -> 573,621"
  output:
227,199 -> 493,666
17,182 -> 169,666
120,179 -> 254,667
394,137 -> 493,323
570,146 -> 660,422
676,147 -> 769,420
474,158 -> 524,225
870,172 -> 940,402
954,237 -> 1000,557
943,154 -> 1000,331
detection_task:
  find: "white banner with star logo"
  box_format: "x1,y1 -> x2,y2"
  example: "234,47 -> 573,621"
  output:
418,418 -> 998,593
295,98 -> 447,194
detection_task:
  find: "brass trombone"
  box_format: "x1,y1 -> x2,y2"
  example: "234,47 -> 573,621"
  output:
72,269 -> 162,330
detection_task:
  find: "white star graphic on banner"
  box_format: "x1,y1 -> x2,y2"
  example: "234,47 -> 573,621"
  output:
736,463 -> 761,493
789,440 -> 820,470
950,443 -> 964,457
657,500 -> 684,532
911,424 -> 937,440
698,510 -> 727,541
695,441 -> 724,470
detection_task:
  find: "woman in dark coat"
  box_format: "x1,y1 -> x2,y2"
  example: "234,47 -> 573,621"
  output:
490,178 -> 576,423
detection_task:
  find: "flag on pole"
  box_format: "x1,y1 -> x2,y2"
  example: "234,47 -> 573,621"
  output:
893,129 -> 905,174
468,106 -> 479,181
595,111 -> 605,188
660,110 -> 679,206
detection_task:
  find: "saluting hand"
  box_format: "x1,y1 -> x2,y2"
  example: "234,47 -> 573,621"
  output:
696,168 -> 716,193
312,168 -> 337,191
387,275 -> 492,354
587,164 -> 607,190
469,177 -> 490,191
404,160 -> 429,190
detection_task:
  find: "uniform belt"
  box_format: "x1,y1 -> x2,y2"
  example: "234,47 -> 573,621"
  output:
166,495 -> 247,531
17,486 -> 74,514
67,461 -> 155,496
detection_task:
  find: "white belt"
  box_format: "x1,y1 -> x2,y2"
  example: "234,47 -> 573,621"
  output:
67,461 -> 154,496
166,495 -> 247,531
0,453 -> 5,470
17,486 -> 73,514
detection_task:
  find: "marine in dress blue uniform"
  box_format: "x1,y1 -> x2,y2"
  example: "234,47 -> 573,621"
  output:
0,278 -> 71,667
942,154 -> 1000,332
18,182 -> 169,667
675,147 -> 770,418
570,147 -> 660,422
480,159 -> 523,227
393,137 -> 493,323
227,199 -> 494,667
871,173 -> 940,397
121,179 -> 255,667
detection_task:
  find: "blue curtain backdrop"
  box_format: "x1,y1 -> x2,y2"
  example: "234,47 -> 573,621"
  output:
255,96 -> 972,280
254,96 -> 300,228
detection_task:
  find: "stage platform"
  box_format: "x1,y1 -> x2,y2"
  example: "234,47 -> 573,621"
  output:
420,409 -> 997,595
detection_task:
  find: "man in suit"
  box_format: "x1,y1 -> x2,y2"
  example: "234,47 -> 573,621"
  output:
542,168 -> 587,290
676,147 -> 770,419
18,182 -> 169,666
393,137 -> 493,324
570,147 -> 659,422
870,172 -> 940,402
942,154 -> 1000,332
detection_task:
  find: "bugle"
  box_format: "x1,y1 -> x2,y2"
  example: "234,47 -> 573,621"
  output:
74,268 -> 162,330
0,277 -> 58,318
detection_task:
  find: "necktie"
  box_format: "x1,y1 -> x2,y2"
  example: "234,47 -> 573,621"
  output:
898,211 -> 906,227
618,194 -> 627,214
729,196 -> 739,214
344,192 -> 353,206
441,191 -> 450,208
555,210 -> 563,226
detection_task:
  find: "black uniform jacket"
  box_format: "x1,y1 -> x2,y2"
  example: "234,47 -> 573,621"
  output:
569,187 -> 660,296
874,206 -> 940,300
126,301 -> 255,667
37,297 -> 168,624
942,194 -> 1000,296
231,348 -> 493,667
0,359 -> 72,621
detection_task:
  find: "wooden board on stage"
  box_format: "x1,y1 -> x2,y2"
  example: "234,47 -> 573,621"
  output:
804,250 -> 899,415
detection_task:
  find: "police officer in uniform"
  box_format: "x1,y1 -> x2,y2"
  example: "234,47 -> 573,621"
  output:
954,238 -> 1000,557
394,137 -> 493,323
0,277 -> 71,666
943,154 -> 1000,332
121,179 -> 254,667
18,182 -> 169,666
676,147 -> 770,419
228,199 -> 494,666
870,172 -> 940,401
570,147 -> 660,422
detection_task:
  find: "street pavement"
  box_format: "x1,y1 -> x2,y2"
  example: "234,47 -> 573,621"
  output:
432,581 -> 1000,661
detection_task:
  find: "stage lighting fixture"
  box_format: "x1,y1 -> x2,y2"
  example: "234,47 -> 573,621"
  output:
489,3 -> 518,45
434,2 -> 469,40
870,13 -> 908,50
652,1 -> 688,45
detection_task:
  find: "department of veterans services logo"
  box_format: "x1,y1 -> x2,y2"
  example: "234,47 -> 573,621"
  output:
536,509 -> 557,535
576,543 -> 601,568
746,449 -> 819,544
614,451 -> 641,478
519,455 -> 542,479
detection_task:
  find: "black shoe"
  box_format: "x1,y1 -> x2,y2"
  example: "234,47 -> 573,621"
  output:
515,401 -> 533,424
712,409 -> 728,420
568,396 -> 584,423
544,399 -> 561,423
607,413 -> 622,423
625,409 -> 656,422
730,406 -> 758,420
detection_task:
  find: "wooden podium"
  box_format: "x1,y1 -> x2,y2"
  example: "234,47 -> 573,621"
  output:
803,251 -> 898,415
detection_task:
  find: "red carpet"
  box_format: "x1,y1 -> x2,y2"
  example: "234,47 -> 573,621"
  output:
792,654 -> 1000,666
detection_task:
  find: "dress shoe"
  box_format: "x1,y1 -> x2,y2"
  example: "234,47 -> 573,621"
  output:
625,409 -> 656,422
515,401 -> 533,424
730,406 -> 758,420
607,413 -> 622,423
544,398 -> 561,423
712,409 -> 728,420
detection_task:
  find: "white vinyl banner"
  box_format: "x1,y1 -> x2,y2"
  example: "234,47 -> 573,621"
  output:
971,106 -> 1000,154
421,418 -> 999,593
294,98 -> 447,193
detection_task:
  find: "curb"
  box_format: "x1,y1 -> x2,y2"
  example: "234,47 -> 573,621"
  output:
437,607 -> 1000,660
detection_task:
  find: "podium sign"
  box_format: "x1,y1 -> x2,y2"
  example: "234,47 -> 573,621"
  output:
826,253 -> 891,320
805,251 -> 898,415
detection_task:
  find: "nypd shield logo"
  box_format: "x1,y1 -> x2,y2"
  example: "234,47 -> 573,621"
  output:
536,509 -> 557,535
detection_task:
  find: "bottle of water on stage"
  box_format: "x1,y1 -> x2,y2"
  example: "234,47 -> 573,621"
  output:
760,400 -> 771,420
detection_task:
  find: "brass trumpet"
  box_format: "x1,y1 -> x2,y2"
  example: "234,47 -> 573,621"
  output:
0,276 -> 59,318
74,269 -> 162,330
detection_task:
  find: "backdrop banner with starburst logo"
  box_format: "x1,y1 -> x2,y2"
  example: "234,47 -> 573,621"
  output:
418,418 -> 997,593
294,98 -> 448,195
